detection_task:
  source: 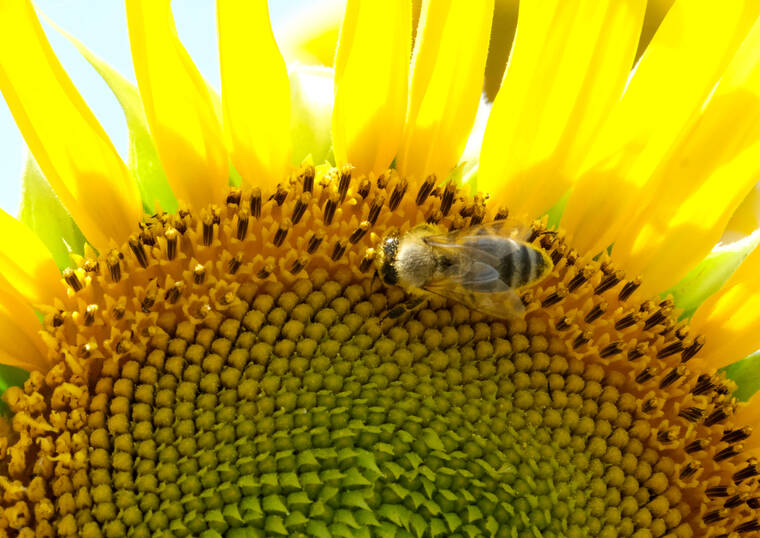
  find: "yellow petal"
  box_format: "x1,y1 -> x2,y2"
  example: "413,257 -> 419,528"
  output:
126,0 -> 228,211
277,0 -> 347,66
397,0 -> 493,182
218,0 -> 290,186
611,18 -> 760,297
562,0 -> 760,257
0,284 -> 48,371
479,0 -> 646,220
0,210 -> 61,307
332,0 -> 411,175
691,244 -> 760,369
0,0 -> 141,250
723,182 -> 760,241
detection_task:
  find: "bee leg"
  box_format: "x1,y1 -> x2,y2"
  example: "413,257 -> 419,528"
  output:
381,296 -> 428,326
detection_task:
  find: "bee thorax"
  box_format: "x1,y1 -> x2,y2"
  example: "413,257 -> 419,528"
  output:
396,240 -> 438,288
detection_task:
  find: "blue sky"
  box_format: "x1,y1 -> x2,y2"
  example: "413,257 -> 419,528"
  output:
0,1 -> 307,215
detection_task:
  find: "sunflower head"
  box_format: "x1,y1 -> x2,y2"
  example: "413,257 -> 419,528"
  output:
1,1 -> 760,537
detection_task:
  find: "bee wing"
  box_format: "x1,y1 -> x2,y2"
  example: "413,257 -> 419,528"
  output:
424,281 -> 525,319
423,221 -> 534,247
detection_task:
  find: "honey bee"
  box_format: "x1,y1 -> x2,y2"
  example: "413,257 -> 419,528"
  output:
376,222 -> 553,319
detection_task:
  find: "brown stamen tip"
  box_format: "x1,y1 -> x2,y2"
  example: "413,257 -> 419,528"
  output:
63,268 -> 82,292
193,264 -> 206,285
440,182 -> 456,216
659,365 -> 685,388
271,184 -> 288,206
368,194 -> 385,225
359,249 -> 376,273
128,236 -> 148,268
228,254 -> 242,275
289,256 -> 308,275
226,188 -> 241,206
349,221 -> 370,244
301,164 -> 315,193
494,206 -> 509,221
307,231 -> 324,254
273,220 -> 292,247
165,227 -> 178,260
291,193 -> 311,225
323,192 -> 339,225
84,304 -> 98,326
331,241 -> 347,261
357,177 -> 371,199
416,175 -> 436,206
166,282 -> 184,304
599,340 -> 623,358
202,212 -> 215,246
338,165 -> 352,203
250,187 -> 262,217
594,270 -> 624,295
657,340 -> 684,359
257,263 -> 273,279
389,178 -> 408,211
685,439 -> 708,454
236,208 -> 250,239
584,302 -> 607,323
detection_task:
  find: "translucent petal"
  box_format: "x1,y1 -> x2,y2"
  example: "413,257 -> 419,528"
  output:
562,0 -> 760,256
0,0 -> 142,250
126,0 -> 228,211
723,181 -> 760,241
277,0 -> 347,66
479,0 -> 646,220
691,243 -> 760,369
397,0 -> 493,182
612,18 -> 760,296
218,0 -> 290,186
0,284 -> 48,371
0,209 -> 61,307
332,0 -> 411,175
289,65 -> 334,166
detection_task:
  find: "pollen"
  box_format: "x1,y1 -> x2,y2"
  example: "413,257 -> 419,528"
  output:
1,165 -> 758,537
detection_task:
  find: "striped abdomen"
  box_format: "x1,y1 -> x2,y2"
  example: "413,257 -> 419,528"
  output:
498,240 -> 550,289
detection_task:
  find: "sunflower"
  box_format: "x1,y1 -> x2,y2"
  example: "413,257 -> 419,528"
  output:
1,0 -> 760,536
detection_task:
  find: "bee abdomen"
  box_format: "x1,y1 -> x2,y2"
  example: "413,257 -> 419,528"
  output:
499,241 -> 546,289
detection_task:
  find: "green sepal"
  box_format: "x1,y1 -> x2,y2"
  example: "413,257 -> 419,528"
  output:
18,155 -> 85,270
666,231 -> 760,317
0,365 -> 29,415
722,351 -> 760,402
47,16 -> 177,214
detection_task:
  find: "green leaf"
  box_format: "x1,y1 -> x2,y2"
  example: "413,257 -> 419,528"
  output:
722,351 -> 760,401
665,230 -> 760,317
18,154 -> 85,269
0,365 -> 29,415
46,16 -> 177,214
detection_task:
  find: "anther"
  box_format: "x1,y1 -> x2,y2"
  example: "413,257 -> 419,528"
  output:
555,317 -> 572,331
367,194 -> 386,226
469,206 -> 484,226
323,193 -> 339,225
426,209 -> 443,224
226,189 -> 241,205
257,264 -> 273,279
627,342 -> 648,361
692,374 -> 715,396
141,286 -> 157,313
678,407 -> 705,422
84,305 -> 98,326
656,340 -> 684,359
166,282 -> 185,304
618,278 -> 641,301
599,341 -> 624,358
615,312 -> 640,331
703,510 -> 728,525
440,183 -> 456,216
289,256 -> 308,275
749,498 -> 760,509
572,330 -> 591,349
83,258 -> 100,274
416,175 -> 436,205
273,220 -> 292,247
349,221 -> 370,244
550,249 -> 563,266
376,172 -> 389,190
494,207 -> 509,221
644,308 -> 669,331
706,486 -> 730,498
567,267 -> 591,292
389,179 -> 408,211
250,187 -> 262,218
657,429 -> 677,443
165,228 -> 178,260
635,367 -> 655,384
724,494 -> 745,509
112,301 -> 126,320
307,231 -> 324,254
360,249 -> 376,273
338,165 -> 352,203
236,209 -> 250,239
722,427 -> 751,444
594,270 -> 624,295
541,288 -> 567,308
704,406 -> 732,427
680,462 -> 698,479
685,439 -> 708,454
291,193 -> 311,225
736,519 -> 760,533
63,268 -> 82,292
271,185 -> 288,206
714,445 -> 742,462
79,343 -> 92,359
52,311 -> 64,327
734,462 -> 760,483
357,177 -> 370,199
228,254 -> 242,275
302,165 -> 315,193
659,366 -> 685,388
584,302 -> 607,323
128,236 -> 148,268
641,398 -> 659,413
193,264 -> 206,285
202,213 -> 215,246
681,336 -> 705,362
331,241 -> 347,261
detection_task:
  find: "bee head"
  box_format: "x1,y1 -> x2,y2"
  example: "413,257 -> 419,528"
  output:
375,231 -> 400,285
